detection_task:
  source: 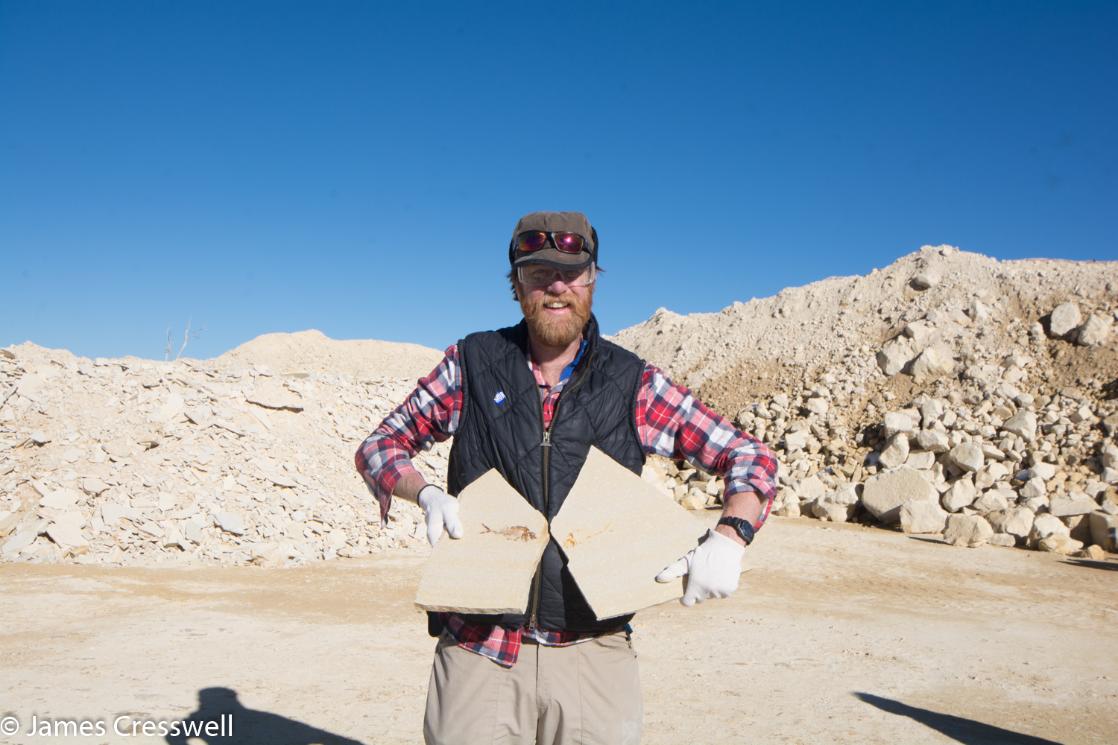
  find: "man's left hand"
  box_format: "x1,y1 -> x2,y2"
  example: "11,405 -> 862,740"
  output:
655,529 -> 746,606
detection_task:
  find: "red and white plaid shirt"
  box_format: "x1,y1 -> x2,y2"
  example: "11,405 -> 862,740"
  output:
355,338 -> 778,666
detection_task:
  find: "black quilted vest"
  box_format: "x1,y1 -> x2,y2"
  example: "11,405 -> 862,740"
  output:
444,314 -> 646,633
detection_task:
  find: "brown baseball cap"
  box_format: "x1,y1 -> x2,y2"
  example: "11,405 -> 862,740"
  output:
508,211 -> 598,268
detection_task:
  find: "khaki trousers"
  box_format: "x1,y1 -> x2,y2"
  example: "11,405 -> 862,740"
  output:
424,632 -> 643,745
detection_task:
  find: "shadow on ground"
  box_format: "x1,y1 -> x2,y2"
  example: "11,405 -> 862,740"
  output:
1060,558 -> 1118,571
906,536 -> 948,546
854,692 -> 1061,745
164,687 -> 365,745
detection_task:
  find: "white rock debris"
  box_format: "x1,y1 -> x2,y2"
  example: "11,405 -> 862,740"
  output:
3,249 -> 1118,566
615,247 -> 1118,558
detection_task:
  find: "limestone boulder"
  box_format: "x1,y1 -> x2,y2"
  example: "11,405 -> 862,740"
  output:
811,500 -> 852,523
862,467 -> 937,525
883,411 -> 918,438
905,450 -> 936,470
946,442 -> 984,473
772,499 -> 801,518
1080,544 -> 1106,560
878,433 -> 910,469
877,337 -> 915,376
805,396 -> 829,415
1048,301 -> 1082,337
910,270 -> 939,290
915,429 -> 949,453
809,482 -> 859,523
1002,506 -> 1036,539
1087,511 -> 1117,551
973,487 -> 1012,514
941,478 -> 977,512
1027,462 -> 1058,481
900,499 -> 948,534
910,345 -> 956,383
1031,513 -> 1071,543
828,483 -> 861,506
944,514 -> 994,547
1019,477 -> 1046,501
784,430 -> 809,453
1100,443 -> 1118,471
1049,493 -> 1099,518
1001,410 -> 1037,442
1077,313 -> 1112,346
1037,534 -> 1084,555
903,320 -> 937,347
796,475 -> 828,503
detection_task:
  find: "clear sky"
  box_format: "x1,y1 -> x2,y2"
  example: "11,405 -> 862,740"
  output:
2,0 -> 1115,360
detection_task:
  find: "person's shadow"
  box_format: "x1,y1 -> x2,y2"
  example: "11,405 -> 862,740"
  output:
854,692 -> 1062,744
164,687 -> 365,745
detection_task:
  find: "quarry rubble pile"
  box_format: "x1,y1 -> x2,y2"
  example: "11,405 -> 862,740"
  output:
2,247 -> 1117,566
0,332 -> 446,566
622,246 -> 1118,557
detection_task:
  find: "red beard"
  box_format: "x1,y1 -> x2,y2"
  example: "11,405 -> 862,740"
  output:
519,285 -> 594,347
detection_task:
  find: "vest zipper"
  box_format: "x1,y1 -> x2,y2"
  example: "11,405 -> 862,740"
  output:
527,346 -> 590,629
529,397 -> 558,629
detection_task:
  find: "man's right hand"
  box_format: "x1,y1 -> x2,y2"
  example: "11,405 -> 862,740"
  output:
417,485 -> 463,546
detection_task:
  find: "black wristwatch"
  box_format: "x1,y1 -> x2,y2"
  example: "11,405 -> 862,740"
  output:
717,516 -> 756,545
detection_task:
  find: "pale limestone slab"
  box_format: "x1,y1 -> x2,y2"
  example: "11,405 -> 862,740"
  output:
414,469 -> 549,614
551,447 -> 708,621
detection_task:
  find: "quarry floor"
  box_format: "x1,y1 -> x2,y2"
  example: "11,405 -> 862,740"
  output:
1,516 -> 1115,745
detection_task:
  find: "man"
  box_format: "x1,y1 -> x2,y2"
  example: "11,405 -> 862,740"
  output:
355,211 -> 778,745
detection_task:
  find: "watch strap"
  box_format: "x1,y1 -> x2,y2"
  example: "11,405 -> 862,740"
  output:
717,516 -> 756,545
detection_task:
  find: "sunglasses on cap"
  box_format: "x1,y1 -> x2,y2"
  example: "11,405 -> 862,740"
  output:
514,230 -> 590,255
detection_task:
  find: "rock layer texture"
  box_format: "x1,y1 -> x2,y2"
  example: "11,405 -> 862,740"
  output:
3,248 -> 1118,565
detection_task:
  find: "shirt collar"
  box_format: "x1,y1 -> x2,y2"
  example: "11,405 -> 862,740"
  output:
528,336 -> 588,388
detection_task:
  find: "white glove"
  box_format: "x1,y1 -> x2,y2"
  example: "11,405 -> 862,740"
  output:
655,528 -> 746,606
417,485 -> 463,546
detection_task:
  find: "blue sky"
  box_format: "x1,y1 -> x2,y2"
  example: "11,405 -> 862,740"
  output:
2,0 -> 1115,360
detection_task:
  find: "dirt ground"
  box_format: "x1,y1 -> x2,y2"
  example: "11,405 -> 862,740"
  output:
1,516 -> 1115,745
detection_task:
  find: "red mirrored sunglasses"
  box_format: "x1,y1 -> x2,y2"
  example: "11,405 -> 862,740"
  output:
515,230 -> 589,255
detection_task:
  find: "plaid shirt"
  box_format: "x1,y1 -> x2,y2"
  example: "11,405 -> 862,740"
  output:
355,338 -> 778,666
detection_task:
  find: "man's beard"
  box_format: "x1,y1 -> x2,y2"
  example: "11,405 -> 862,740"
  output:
519,285 -> 593,347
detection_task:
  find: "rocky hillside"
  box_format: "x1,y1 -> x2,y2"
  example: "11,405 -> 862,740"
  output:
2,246 -> 1116,566
0,336 -> 449,565
616,246 -> 1118,555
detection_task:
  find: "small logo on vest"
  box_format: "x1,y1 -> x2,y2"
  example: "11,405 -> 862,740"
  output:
493,391 -> 507,407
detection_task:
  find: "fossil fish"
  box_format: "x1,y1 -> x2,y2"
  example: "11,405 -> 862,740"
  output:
480,523 -> 538,542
